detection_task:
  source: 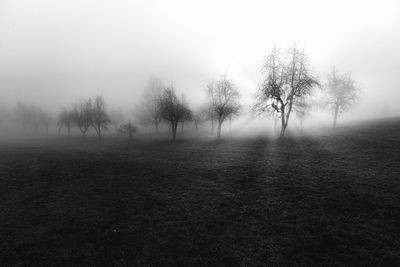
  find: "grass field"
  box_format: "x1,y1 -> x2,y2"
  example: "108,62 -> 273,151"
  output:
1,119 -> 400,266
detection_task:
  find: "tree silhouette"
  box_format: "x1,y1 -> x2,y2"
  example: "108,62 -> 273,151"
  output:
253,45 -> 318,137
58,108 -> 75,136
91,96 -> 111,139
159,86 -> 191,141
141,77 -> 163,132
326,68 -> 359,128
75,100 -> 93,138
207,76 -> 240,139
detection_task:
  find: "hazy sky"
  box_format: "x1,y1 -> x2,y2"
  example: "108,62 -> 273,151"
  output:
0,0 -> 399,119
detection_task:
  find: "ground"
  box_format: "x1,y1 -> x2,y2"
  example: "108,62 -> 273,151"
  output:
1,119 -> 400,266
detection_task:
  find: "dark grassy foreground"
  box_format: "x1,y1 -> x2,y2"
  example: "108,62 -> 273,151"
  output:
1,119 -> 400,266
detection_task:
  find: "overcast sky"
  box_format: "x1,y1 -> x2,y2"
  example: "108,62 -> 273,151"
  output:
0,0 -> 399,119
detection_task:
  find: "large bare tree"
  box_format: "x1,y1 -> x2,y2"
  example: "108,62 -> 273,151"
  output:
326,68 -> 359,128
253,45 -> 319,137
207,76 -> 240,139
159,86 -> 191,141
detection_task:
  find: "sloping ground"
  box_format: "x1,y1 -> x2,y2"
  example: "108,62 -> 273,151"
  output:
0,119 -> 400,266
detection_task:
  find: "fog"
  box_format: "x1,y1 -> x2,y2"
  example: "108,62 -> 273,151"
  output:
1,0 -> 400,134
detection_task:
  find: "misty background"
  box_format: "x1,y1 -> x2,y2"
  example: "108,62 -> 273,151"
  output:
0,0 -> 399,129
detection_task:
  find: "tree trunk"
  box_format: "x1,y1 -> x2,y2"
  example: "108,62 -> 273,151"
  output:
172,122 -> 177,141
333,104 -> 339,128
217,121 -> 222,139
280,124 -> 287,138
280,109 -> 286,138
211,120 -> 215,133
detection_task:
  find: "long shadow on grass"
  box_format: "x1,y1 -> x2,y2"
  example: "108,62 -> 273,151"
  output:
264,135 -> 400,266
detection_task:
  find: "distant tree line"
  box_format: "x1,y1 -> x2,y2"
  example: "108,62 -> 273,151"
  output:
57,96 -> 111,140
1,44 -> 361,141
136,75 -> 241,141
14,103 -> 52,133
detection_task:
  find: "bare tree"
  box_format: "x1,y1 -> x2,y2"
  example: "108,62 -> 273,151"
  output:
193,107 -> 207,130
207,75 -> 240,139
326,68 -> 359,128
159,86 -> 191,141
58,108 -> 75,136
253,45 -> 319,137
91,96 -> 110,139
75,100 -> 93,138
141,77 -> 163,132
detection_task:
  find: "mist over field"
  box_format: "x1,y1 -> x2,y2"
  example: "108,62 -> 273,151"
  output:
1,1 -> 400,266
1,0 -> 400,135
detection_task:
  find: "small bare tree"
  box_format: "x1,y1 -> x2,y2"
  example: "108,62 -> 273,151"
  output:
326,68 -> 359,128
159,86 -> 191,141
207,75 -> 240,139
75,100 -> 93,138
193,107 -> 207,130
58,108 -> 75,136
253,45 -> 319,137
91,96 -> 110,139
118,121 -> 138,141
